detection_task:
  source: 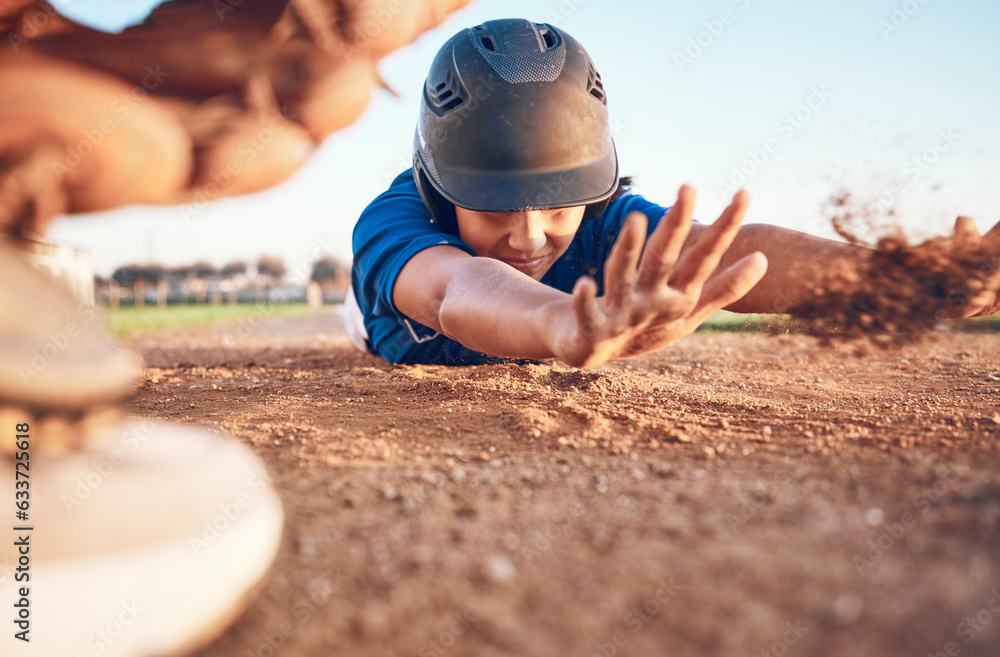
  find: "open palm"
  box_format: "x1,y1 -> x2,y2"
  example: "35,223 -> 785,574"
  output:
552,185 -> 768,368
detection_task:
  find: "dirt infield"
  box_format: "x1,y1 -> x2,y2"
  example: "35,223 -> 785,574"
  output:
124,311 -> 1000,657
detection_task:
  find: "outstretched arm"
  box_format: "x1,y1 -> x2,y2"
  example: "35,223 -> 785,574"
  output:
393,186 -> 767,367
706,223 -> 867,314
395,248 -> 571,361
701,217 -> 1000,318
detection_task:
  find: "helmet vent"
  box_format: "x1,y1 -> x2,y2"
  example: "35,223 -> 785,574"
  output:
470,21 -> 566,84
587,61 -> 606,104
471,24 -> 496,50
425,69 -> 468,116
538,27 -> 557,50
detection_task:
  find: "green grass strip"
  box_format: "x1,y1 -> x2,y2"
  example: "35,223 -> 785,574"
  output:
102,302 -> 326,337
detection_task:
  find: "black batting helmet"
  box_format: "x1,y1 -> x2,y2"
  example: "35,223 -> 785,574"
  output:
413,18 -> 619,234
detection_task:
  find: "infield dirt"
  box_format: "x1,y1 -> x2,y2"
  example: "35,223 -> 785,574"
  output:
124,311 -> 1000,657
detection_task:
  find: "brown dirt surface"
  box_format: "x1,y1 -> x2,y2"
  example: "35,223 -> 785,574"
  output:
123,311 -> 1000,657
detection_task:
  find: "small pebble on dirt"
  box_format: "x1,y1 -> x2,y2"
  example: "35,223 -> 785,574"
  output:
485,554 -> 517,583
864,508 -> 885,526
832,594 -> 864,625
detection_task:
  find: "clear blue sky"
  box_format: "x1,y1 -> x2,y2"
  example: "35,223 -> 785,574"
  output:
48,0 -> 1000,282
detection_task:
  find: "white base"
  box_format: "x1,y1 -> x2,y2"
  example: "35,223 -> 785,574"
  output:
2,421 -> 284,656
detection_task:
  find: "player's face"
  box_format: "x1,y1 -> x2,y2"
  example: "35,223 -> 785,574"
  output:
454,205 -> 586,281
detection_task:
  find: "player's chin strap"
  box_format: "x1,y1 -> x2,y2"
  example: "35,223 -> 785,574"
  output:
413,161 -> 613,237
413,160 -> 459,236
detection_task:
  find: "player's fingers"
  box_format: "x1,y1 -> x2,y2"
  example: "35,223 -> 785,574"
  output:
982,218 -> 1000,249
671,189 -> 750,292
979,219 -> 1000,297
603,211 -> 647,310
953,216 -> 981,253
689,252 -> 768,318
964,294 -> 999,318
572,276 -> 602,337
637,185 -> 695,287
985,256 -> 1000,295
955,250 -> 1000,317
961,285 -> 999,317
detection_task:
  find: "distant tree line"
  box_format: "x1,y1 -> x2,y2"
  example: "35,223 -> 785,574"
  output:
96,255 -> 350,307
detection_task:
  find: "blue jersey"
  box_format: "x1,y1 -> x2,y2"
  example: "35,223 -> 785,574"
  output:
351,171 -> 670,365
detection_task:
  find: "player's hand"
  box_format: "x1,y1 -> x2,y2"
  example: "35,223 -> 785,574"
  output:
550,185 -> 768,368
950,216 -> 1000,318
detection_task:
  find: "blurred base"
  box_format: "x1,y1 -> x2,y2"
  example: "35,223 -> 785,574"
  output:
2,420 -> 284,656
